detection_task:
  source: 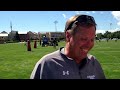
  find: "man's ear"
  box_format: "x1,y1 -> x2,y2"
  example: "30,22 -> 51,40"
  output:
65,31 -> 71,42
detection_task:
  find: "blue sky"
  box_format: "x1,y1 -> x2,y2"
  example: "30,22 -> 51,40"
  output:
0,11 -> 120,34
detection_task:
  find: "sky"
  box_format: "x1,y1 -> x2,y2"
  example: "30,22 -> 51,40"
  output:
0,11 -> 120,34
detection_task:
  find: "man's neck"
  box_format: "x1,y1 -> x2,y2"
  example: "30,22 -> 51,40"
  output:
64,47 -> 84,64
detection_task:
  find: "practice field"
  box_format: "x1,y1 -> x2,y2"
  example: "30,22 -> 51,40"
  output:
0,40 -> 120,79
90,40 -> 120,79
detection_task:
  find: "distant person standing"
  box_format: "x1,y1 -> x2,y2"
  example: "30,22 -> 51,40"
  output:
27,40 -> 31,51
34,40 -> 37,48
42,36 -> 49,47
30,14 -> 106,79
115,38 -> 118,42
53,38 -> 57,48
39,39 -> 41,45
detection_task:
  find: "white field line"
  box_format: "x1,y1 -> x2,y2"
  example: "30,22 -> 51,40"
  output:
98,51 -> 120,62
99,51 -> 120,52
94,45 -> 111,49
102,63 -> 120,64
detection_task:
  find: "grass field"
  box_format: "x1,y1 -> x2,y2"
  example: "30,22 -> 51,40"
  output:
90,40 -> 120,79
0,40 -> 120,79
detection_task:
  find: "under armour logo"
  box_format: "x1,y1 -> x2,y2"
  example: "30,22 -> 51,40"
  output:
87,75 -> 95,79
63,71 -> 69,75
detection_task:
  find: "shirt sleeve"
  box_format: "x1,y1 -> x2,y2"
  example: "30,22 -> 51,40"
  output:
30,58 -> 52,79
94,58 -> 106,79
30,60 -> 42,79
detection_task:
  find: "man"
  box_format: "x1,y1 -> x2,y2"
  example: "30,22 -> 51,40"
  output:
52,38 -> 58,48
30,14 -> 106,79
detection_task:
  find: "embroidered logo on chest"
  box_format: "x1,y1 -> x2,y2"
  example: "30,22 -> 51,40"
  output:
87,75 -> 95,79
63,71 -> 69,75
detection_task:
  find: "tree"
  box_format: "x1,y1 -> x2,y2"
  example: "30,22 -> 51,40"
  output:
96,33 -> 104,39
104,31 -> 111,39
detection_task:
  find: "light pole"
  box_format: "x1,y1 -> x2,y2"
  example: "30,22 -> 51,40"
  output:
54,20 -> 58,32
10,21 -> 12,31
10,21 -> 13,40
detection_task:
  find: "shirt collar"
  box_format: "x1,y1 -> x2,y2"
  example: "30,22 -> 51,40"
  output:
60,47 -> 89,64
60,47 -> 74,61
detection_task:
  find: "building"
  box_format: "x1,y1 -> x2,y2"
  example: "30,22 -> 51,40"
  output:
0,31 -> 8,44
18,32 -> 28,42
46,32 -> 64,41
8,30 -> 18,41
27,31 -> 39,40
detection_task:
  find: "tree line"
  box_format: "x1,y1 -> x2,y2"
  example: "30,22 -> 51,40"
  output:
96,30 -> 120,40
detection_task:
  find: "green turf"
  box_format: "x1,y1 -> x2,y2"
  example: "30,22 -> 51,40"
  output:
0,40 -> 120,79
90,40 -> 120,79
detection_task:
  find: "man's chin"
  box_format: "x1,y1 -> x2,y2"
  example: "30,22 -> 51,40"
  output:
83,49 -> 88,53
80,52 -> 88,58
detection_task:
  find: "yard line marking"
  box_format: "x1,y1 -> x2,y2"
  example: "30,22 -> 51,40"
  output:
99,51 -> 120,52
101,63 -> 120,64
98,51 -> 120,63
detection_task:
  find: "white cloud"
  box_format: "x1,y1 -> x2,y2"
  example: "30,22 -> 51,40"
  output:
117,22 -> 120,26
111,11 -> 120,26
92,11 -> 95,13
111,11 -> 120,20
100,12 -> 104,14
80,11 -> 85,13
18,31 -> 27,34
62,14 -> 67,19
86,12 -> 90,14
108,28 -> 120,32
96,28 -> 120,34
96,30 -> 106,34
75,11 -> 95,15
75,11 -> 80,14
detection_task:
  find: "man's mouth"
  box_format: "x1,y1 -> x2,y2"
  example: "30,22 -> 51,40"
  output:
81,48 -> 88,53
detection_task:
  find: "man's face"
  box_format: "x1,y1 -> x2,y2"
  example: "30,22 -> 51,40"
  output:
68,26 -> 96,60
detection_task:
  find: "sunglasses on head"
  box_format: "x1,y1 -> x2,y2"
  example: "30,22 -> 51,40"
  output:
66,15 -> 96,31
